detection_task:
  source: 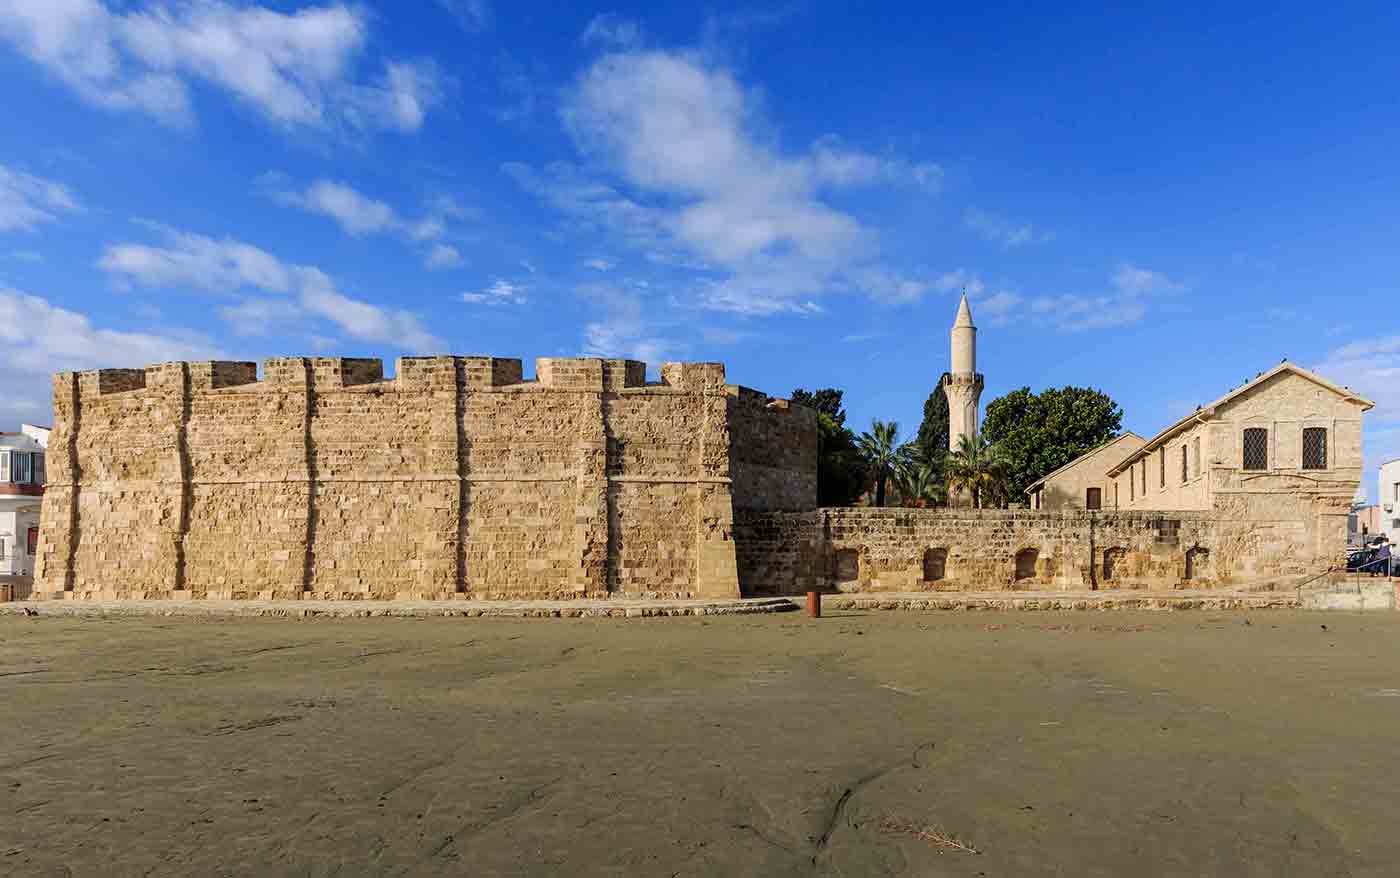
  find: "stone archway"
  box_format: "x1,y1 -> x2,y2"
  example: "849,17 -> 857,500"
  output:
1014,548 -> 1039,583
1102,547 -> 1127,581
1185,546 -> 1211,582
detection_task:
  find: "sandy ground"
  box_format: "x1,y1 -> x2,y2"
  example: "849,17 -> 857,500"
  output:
2,611 -> 1398,877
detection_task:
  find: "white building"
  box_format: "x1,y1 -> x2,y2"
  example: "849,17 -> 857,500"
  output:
1380,457 -> 1400,544
0,424 -> 49,586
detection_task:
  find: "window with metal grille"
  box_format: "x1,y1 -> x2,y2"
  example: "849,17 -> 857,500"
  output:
1302,428 -> 1327,470
1242,428 -> 1268,470
1181,445 -> 1188,483
1086,487 -> 1102,510
1159,447 -> 1166,487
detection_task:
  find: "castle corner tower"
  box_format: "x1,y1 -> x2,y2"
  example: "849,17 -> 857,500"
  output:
942,292 -> 984,454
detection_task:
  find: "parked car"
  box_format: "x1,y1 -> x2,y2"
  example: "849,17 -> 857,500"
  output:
1347,548 -> 1380,573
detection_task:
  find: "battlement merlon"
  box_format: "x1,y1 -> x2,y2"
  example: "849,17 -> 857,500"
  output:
54,357 -> 769,400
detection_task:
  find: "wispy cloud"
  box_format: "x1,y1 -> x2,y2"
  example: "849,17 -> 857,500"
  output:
0,284 -> 221,423
964,207 -> 1052,247
1028,264 -> 1184,331
512,48 -> 940,315
581,14 -> 643,50
0,164 -> 81,231
436,0 -> 490,33
0,1 -> 441,133
267,177 -> 474,270
461,279 -> 526,306
98,225 -> 442,350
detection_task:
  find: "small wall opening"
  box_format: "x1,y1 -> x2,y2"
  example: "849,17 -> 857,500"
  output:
833,548 -> 859,586
1102,547 -> 1126,580
1085,487 -> 1102,510
1185,546 -> 1210,581
1014,548 -> 1039,582
922,548 -> 947,583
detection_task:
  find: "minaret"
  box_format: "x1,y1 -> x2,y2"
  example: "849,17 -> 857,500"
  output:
942,291 -> 984,453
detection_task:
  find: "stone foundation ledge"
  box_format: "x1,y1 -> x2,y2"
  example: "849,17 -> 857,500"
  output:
0,597 -> 797,620
814,591 -> 1307,612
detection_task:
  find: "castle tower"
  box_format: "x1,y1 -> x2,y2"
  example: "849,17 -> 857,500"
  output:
942,292 -> 984,452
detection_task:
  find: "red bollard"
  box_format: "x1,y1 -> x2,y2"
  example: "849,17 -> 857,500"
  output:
806,591 -> 822,618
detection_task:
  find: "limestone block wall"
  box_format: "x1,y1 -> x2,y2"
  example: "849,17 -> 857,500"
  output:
36,356 -> 816,601
734,506 -> 1341,596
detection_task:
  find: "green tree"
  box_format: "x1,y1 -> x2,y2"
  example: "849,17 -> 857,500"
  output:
981,386 -> 1124,502
792,387 -> 866,506
912,373 -> 951,477
857,419 -> 902,507
945,431 -> 1010,509
893,455 -> 946,508
790,388 -> 847,428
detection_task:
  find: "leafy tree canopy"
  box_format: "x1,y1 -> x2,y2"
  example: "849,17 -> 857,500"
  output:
912,373 -> 950,473
792,387 -> 865,505
790,388 -> 847,428
981,385 -> 1124,501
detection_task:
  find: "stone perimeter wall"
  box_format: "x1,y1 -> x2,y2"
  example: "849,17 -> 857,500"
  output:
735,506 -> 1342,596
34,357 -> 816,601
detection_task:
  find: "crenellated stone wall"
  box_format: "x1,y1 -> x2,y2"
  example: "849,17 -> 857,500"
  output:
35,356 -> 817,601
734,506 -> 1345,596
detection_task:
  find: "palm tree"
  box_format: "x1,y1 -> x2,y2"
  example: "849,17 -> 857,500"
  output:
945,431 -> 1009,509
857,419 -> 901,507
894,458 -> 946,508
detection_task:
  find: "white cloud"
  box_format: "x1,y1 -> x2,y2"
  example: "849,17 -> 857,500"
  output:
1028,264 -> 1184,331
581,14 -> 642,49
461,279 -> 526,306
578,282 -> 674,364
0,164 -> 81,231
964,207 -> 1052,247
436,0 -> 490,33
275,180 -> 396,236
269,178 -> 474,267
584,257 -> 614,271
99,226 -> 441,350
0,285 -> 221,423
0,1 -> 440,132
218,297 -> 299,336
425,243 -> 463,270
510,49 -> 938,314
1314,335 -> 1400,424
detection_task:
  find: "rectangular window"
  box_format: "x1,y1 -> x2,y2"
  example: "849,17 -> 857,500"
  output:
1193,437 -> 1201,479
1086,487 -> 1102,510
0,452 -> 8,482
1302,428 -> 1327,470
27,527 -> 38,556
1181,445 -> 1188,483
1159,447 -> 1166,488
15,452 -> 31,484
1242,428 -> 1268,471
1129,473 -> 1134,501
1141,461 -> 1147,494
1114,482 -> 1120,508
33,452 -> 45,486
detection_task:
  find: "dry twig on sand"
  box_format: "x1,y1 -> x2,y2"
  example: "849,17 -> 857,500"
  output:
878,816 -> 981,854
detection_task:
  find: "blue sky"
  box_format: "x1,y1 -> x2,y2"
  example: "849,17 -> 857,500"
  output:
2,2 -> 1398,498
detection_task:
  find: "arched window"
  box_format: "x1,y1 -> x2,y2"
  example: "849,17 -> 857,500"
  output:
923,548 -> 947,582
833,548 -> 859,585
1014,548 -> 1038,582
1242,428 -> 1268,471
1185,546 -> 1210,580
1086,487 -> 1102,510
1302,428 -> 1327,470
1103,547 -> 1126,580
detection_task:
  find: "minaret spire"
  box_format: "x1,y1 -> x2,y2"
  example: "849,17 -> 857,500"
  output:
942,291 -> 985,505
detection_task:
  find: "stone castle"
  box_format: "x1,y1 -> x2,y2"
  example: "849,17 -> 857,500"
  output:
34,357 -> 814,601
33,298 -> 1373,601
